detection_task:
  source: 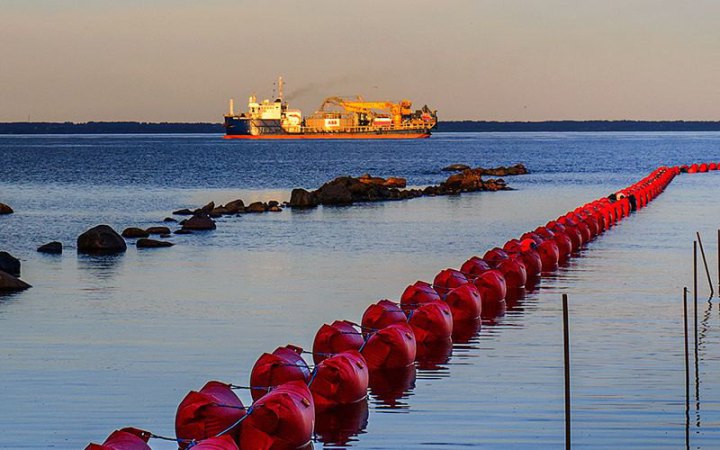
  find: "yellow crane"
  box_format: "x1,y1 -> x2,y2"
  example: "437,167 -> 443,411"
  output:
319,96 -> 413,126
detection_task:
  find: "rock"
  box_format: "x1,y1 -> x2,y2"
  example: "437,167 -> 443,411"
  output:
477,163 -> 528,177
172,208 -> 194,216
268,200 -> 279,208
314,178 -> 354,205
269,206 -> 282,212
163,217 -> 177,223
122,227 -> 149,238
146,226 -> 171,235
442,164 -> 471,172
0,203 -> 13,214
37,242 -> 62,254
224,199 -> 245,214
136,238 -> 174,248
77,225 -> 127,254
442,169 -> 483,191
197,201 -> 215,214
0,252 -> 21,276
182,214 -> 216,231
384,177 -> 407,188
246,202 -> 267,213
160,233 -> 171,238
289,189 -> 318,208
358,174 -> 387,186
210,207 -> 230,216
174,229 -> 193,235
0,270 -> 31,291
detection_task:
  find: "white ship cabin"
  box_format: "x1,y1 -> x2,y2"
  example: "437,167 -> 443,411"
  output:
247,95 -> 287,120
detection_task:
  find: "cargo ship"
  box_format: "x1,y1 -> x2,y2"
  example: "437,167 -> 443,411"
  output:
223,77 -> 437,139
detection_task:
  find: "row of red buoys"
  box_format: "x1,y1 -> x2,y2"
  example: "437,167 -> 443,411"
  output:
682,162 -> 720,173
87,165 -> 685,450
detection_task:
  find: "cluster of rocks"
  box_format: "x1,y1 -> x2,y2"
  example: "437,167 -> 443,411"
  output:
0,252 -> 31,291
441,163 -> 528,176
289,164 -> 527,208
172,199 -> 282,217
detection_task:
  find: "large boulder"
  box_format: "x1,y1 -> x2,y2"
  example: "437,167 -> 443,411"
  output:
442,169 -> 484,191
122,227 -> 149,238
314,177 -> 355,205
37,242 -> 63,254
0,252 -> 21,276
289,189 -> 318,208
0,270 -> 31,291
224,199 -> 246,214
182,214 -> 216,231
196,201 -> 215,215
77,225 -> 127,254
0,203 -> 13,214
246,202 -> 267,213
136,238 -> 174,248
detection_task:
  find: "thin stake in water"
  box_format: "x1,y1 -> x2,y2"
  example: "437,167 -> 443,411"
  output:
695,232 -> 714,298
683,287 -> 690,450
562,293 -> 571,450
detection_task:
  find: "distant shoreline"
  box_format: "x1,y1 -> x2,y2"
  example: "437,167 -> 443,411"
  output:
2,120 -> 720,134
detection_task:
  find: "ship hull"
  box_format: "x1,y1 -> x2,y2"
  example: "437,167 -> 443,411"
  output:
224,117 -> 431,140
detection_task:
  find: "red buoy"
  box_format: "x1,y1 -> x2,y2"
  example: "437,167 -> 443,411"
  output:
482,247 -> 509,267
496,256 -> 527,289
459,256 -> 492,280
444,283 -> 482,321
312,321 -> 364,364
537,239 -> 560,271
188,436 -> 239,450
407,300 -> 453,343
362,322 -> 417,370
473,269 -> 507,305
400,281 -> 442,314
310,350 -> 369,410
249,346 -> 310,401
517,248 -> 542,277
240,381 -> 315,450
175,381 -> 245,447
361,300 -> 407,334
85,428 -> 151,450
432,268 -> 468,298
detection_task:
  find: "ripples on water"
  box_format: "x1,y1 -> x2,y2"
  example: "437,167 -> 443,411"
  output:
1,133 -> 719,449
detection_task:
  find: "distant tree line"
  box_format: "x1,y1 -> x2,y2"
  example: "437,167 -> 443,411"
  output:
1,120 -> 720,134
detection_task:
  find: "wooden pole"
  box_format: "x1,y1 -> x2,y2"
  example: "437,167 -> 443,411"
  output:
696,232 -> 714,298
562,293 -> 571,450
684,287 -> 690,450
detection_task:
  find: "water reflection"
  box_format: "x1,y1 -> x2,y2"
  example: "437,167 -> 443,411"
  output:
368,366 -> 416,410
314,399 -> 369,447
415,339 -> 453,373
76,253 -> 124,280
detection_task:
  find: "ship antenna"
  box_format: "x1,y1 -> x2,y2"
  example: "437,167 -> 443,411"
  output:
278,76 -> 284,101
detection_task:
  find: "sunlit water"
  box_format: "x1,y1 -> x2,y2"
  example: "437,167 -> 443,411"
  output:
1,133 -> 719,449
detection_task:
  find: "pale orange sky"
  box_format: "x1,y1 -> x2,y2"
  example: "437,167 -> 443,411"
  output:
1,0 -> 718,122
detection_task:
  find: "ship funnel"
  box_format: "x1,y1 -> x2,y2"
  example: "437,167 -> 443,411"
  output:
229,98 -> 234,115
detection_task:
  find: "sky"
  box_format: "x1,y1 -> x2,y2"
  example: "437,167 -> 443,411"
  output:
0,0 -> 719,122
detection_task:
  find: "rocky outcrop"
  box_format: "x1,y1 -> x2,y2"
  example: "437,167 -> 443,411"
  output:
136,238 -> 174,248
224,199 -> 246,214
181,214 -> 216,231
441,163 -> 527,176
122,227 -> 149,238
77,225 -> 127,254
246,202 -> 267,213
0,203 -> 13,214
37,242 -> 63,254
0,252 -> 21,277
0,270 -> 31,291
290,166 -> 523,208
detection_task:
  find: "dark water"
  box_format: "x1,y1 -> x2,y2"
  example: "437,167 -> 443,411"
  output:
1,133 -> 719,449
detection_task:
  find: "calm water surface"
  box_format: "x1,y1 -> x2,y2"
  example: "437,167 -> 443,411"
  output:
1,133 -> 719,449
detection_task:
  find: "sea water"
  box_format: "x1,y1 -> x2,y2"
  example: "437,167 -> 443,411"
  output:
1,132 -> 719,448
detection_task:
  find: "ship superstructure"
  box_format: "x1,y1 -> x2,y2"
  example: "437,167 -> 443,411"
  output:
223,77 -> 437,139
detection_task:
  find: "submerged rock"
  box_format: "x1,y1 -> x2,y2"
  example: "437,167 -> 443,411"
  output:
174,229 -> 193,235
441,164 -> 471,172
0,252 -> 21,277
172,208 -> 194,216
145,226 -> 171,235
136,238 -> 174,248
122,227 -> 149,238
163,217 -> 178,223
0,270 -> 31,291
37,242 -> 63,254
77,225 -> 127,254
0,203 -> 13,214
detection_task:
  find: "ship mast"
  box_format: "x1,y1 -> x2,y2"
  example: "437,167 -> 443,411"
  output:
278,76 -> 284,101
